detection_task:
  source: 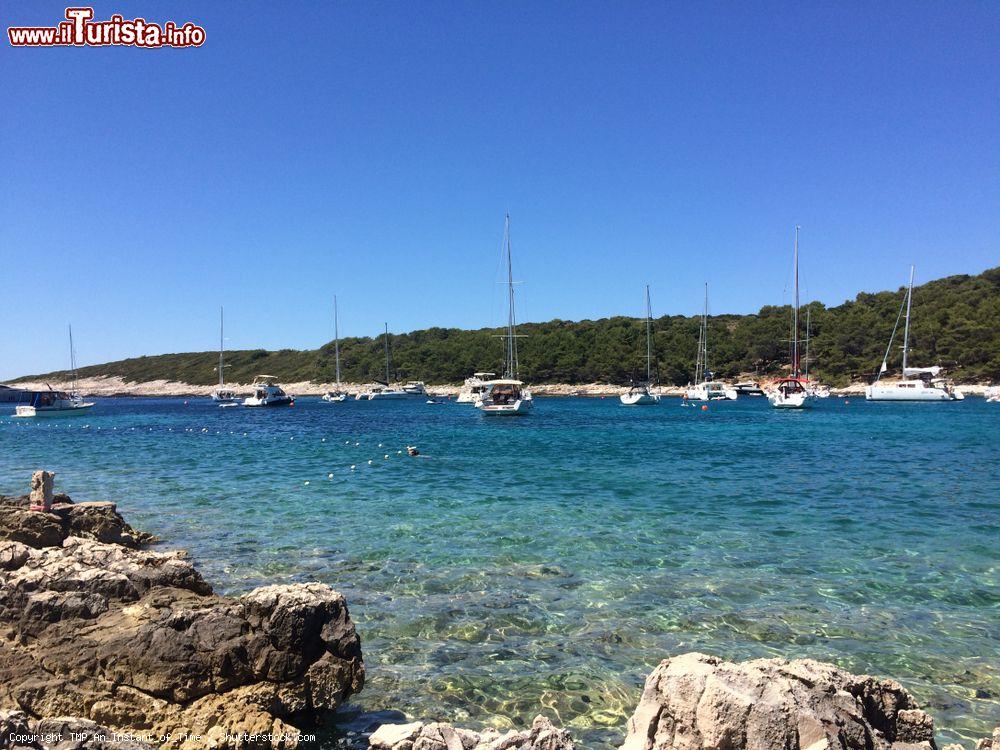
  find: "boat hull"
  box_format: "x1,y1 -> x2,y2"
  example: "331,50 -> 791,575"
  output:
243,397 -> 294,407
620,392 -> 660,405
865,383 -> 961,401
767,392 -> 812,409
13,403 -> 94,418
480,399 -> 532,416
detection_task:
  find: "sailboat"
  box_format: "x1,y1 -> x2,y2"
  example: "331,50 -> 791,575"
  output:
322,296 -> 348,402
14,326 -> 94,418
620,285 -> 660,405
767,226 -> 814,409
478,214 -> 533,416
211,307 -> 238,403
358,324 -> 409,400
685,284 -> 737,401
865,266 -> 963,401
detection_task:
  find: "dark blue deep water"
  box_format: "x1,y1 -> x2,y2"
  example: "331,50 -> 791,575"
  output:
1,396 -> 997,746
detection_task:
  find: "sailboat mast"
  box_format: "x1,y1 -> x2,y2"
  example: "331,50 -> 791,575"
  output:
702,283 -> 709,383
792,225 -> 800,378
902,265 -> 914,373
804,307 -> 811,380
505,213 -> 517,380
218,307 -> 225,387
645,285 -> 652,383
334,296 -> 341,387
69,324 -> 77,392
383,323 -> 391,383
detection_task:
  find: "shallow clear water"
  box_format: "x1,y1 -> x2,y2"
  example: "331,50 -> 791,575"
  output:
1,396 -> 997,746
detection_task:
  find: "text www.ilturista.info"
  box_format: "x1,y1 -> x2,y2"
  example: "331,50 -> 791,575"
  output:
8,7 -> 205,48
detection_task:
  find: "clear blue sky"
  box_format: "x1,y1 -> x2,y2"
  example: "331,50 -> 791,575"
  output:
2,1 -> 997,379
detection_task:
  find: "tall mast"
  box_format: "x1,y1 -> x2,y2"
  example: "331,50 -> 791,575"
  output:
505,213 -> 518,380
804,307 -> 811,380
218,307 -> 225,387
902,265 -> 914,373
792,225 -> 801,378
69,324 -> 77,392
702,283 -> 709,383
383,322 -> 391,383
334,296 -> 341,387
645,285 -> 652,383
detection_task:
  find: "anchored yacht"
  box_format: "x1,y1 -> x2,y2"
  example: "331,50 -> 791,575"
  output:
865,266 -> 963,402
620,285 -> 661,405
14,326 -> 94,418
211,307 -> 239,403
685,284 -> 737,401
243,376 -> 294,407
457,372 -> 496,404
323,296 -> 349,402
767,227 -> 814,409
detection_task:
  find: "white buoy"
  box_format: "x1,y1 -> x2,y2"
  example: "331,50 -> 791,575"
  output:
350,465 -> 356,471
378,443 -> 383,448
367,459 -> 373,465
384,454 -> 389,459
304,481 -> 310,486
328,473 -> 334,479
322,438 -> 326,442
354,442 -> 359,447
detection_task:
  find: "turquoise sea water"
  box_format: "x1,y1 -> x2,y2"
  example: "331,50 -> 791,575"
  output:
1,396 -> 997,746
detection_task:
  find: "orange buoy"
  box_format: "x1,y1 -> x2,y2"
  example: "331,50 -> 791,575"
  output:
701,404 -> 708,411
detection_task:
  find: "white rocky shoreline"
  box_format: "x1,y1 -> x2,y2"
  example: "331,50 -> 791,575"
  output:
9,375 -> 996,399
1,473 -> 997,750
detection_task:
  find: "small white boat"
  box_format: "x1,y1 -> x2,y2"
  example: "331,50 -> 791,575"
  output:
766,226 -> 814,410
733,380 -> 765,397
620,285 -> 661,406
685,284 -> 737,401
357,324 -> 418,400
13,389 -> 93,418
243,376 -> 294,407
322,296 -> 349,403
478,379 -> 533,415
211,307 -> 240,404
767,377 -> 812,409
986,386 -> 1000,403
478,213 -> 533,417
457,372 -> 496,404
866,266 -> 963,402
402,381 -> 428,396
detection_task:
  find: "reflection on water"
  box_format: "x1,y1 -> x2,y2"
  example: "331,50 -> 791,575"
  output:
1,396 -> 997,747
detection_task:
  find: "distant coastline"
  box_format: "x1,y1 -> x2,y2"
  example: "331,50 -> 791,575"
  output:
7,375 -> 996,399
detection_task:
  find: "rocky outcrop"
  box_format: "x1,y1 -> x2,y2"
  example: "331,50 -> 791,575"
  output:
0,491 -> 364,749
369,715 -> 574,750
0,708 -> 155,748
621,652 -> 940,750
974,728 -> 999,750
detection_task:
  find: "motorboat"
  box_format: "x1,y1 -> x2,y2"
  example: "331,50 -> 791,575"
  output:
211,307 -> 240,404
478,213 -> 533,416
806,382 -> 832,398
359,383 -> 409,400
766,226 -> 814,409
986,386 -> 1000,403
620,285 -> 661,406
403,381 -> 428,396
685,284 -> 737,401
457,372 -> 496,404
243,376 -> 294,407
13,389 -> 93,418
733,381 -> 765,397
322,296 -> 349,403
866,266 -> 963,402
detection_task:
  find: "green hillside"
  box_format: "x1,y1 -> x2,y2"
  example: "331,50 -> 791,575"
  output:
17,268 -> 1000,386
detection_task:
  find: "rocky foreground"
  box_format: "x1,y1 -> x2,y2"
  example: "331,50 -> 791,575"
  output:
1,482 -> 996,750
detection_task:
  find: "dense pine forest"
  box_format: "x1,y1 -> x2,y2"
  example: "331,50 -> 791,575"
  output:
17,267 -> 1000,386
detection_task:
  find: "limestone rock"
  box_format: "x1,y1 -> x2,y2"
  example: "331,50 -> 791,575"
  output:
0,495 -> 365,749
369,715 -> 574,750
975,727 -> 999,750
620,652 -> 938,750
28,472 -> 54,513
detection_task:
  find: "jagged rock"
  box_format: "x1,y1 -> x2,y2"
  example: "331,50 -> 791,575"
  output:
28,472 -> 54,513
369,715 -> 574,750
620,652 -> 938,750
0,709 -> 154,748
0,495 -> 154,550
975,727 -> 999,750
0,494 -> 365,749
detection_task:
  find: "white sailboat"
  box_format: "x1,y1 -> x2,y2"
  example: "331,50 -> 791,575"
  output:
620,285 -> 660,405
358,324 -> 409,400
478,214 -> 533,416
322,296 -> 348,402
14,326 -> 94,418
685,284 -> 737,401
767,226 -> 814,409
211,307 -> 238,403
865,266 -> 963,401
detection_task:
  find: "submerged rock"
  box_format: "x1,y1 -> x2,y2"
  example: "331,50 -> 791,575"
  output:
369,715 -> 574,750
0,490 -> 365,749
620,652 -> 939,750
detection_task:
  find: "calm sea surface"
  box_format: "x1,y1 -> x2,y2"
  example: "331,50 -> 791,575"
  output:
1,396 -> 997,746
